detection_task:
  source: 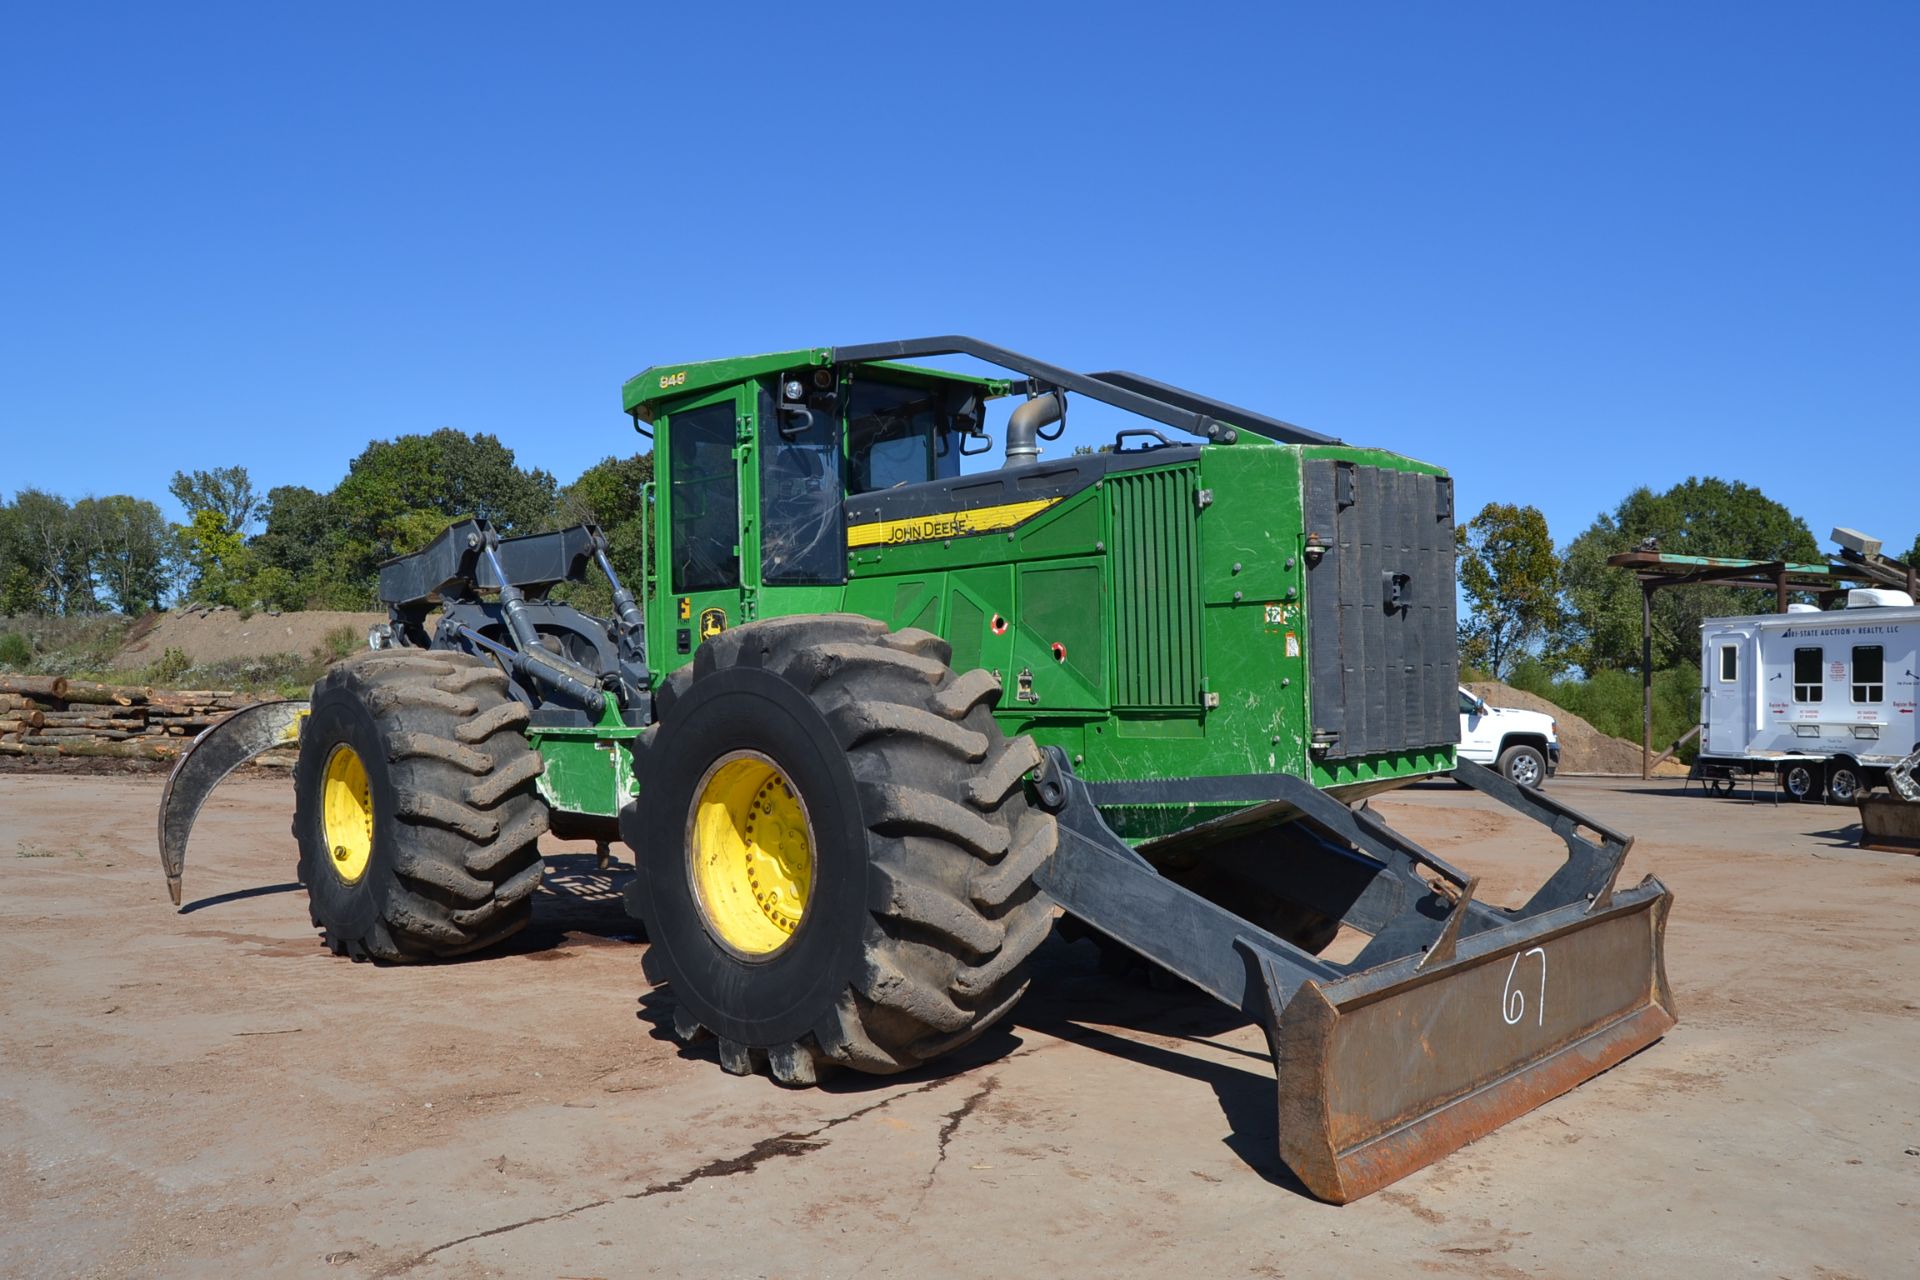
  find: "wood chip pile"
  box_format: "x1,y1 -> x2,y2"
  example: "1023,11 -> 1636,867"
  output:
0,675 -> 270,764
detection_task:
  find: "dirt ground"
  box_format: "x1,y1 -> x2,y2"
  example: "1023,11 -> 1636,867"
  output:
2,774 -> 1915,1279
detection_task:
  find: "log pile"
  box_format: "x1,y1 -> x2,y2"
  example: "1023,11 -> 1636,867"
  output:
0,676 -> 269,763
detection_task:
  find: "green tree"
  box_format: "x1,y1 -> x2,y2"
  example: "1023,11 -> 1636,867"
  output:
249,485 -> 335,583
168,466 -> 261,537
178,508 -> 254,605
559,452 -> 654,591
261,428 -> 558,607
1561,477 -> 1818,672
1456,502 -> 1564,680
3,489 -> 90,614
72,495 -> 178,613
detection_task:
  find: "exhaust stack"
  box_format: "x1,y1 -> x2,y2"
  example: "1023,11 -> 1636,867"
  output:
1005,392 -> 1062,467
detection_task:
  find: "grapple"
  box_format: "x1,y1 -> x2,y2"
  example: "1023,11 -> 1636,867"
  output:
1030,750 -> 1674,1203
157,699 -> 308,906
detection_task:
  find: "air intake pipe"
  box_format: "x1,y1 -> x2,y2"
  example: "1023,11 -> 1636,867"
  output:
1005,392 -> 1062,467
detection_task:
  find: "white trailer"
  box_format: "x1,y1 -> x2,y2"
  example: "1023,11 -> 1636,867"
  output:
1698,590 -> 1920,801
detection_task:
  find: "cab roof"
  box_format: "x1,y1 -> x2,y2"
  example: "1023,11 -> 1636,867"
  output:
622,347 -> 1009,417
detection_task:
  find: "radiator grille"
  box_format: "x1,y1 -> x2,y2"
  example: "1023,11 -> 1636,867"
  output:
1107,466 -> 1203,709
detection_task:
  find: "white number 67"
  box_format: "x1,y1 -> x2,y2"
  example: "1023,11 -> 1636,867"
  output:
1501,946 -> 1547,1027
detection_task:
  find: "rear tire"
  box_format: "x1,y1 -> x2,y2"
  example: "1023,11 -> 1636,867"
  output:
1828,764 -> 1863,803
625,615 -> 1055,1084
292,650 -> 549,961
1497,743 -> 1548,789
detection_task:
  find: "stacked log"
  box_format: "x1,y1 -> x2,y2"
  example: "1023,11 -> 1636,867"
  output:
0,676 -> 265,764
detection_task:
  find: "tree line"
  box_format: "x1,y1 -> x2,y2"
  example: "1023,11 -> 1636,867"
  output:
6,439 -> 1912,669
1457,477 -> 1920,680
0,429 -> 652,617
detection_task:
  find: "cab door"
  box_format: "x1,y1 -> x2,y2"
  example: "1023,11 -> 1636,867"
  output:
658,386 -> 749,669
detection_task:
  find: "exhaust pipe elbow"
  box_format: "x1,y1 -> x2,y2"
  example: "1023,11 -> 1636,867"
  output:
1005,393 -> 1062,467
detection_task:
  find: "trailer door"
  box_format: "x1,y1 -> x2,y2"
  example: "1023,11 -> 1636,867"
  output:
1706,629 -> 1751,756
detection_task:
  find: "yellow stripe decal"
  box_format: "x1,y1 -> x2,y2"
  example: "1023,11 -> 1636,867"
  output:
847,497 -> 1062,549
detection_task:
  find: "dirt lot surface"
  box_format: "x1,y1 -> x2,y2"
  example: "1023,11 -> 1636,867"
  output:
2,774 -> 1915,1278
110,610 -> 387,670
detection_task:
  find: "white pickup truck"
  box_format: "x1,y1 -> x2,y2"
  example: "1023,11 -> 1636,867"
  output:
1458,687 -> 1560,788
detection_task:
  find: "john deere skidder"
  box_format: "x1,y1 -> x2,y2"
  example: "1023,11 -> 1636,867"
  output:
159,337 -> 1673,1202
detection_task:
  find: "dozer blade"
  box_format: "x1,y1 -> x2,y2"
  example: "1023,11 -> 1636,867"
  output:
157,700 -> 308,906
1029,749 -> 1677,1203
1856,794 -> 1920,853
1263,880 -> 1674,1203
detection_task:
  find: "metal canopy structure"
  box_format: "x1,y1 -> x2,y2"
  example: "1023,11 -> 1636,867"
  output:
1606,531 -> 1919,778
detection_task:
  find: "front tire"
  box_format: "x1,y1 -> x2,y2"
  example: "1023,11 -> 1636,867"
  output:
1498,743 -> 1548,789
1780,762 -> 1823,803
292,650 -> 549,961
625,615 -> 1056,1085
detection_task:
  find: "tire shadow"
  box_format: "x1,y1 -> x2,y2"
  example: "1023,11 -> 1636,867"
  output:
179,881 -> 304,914
493,850 -> 646,955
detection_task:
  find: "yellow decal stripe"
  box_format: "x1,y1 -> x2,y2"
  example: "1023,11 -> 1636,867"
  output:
847,497 -> 1062,549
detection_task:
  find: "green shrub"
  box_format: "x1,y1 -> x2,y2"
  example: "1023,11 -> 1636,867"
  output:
1505,663 -> 1703,763
144,647 -> 192,686
318,626 -> 360,662
0,632 -> 31,668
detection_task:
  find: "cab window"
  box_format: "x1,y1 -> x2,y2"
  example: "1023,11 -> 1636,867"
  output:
758,384 -> 846,585
846,380 -> 963,494
667,399 -> 740,593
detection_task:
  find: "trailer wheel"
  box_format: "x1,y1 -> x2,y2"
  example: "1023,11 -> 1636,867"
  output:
1780,762 -> 1823,803
1497,743 -> 1548,789
1828,764 -> 1864,803
625,616 -> 1055,1084
291,650 -> 549,961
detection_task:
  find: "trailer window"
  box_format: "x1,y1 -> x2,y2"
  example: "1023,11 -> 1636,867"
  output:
1719,645 -> 1738,682
667,399 -> 741,593
1792,646 -> 1823,703
1853,645 -> 1884,703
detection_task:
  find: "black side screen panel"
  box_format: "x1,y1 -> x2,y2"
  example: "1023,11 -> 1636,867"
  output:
1302,461 -> 1458,758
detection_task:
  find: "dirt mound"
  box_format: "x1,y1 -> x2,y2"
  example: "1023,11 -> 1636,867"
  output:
111,609 -> 387,670
1466,679 -> 1689,777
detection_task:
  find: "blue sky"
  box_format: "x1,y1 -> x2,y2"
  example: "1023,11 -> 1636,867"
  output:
3,2 -> 1914,557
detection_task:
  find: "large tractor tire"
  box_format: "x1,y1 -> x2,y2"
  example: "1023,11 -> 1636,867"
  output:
625,615 -> 1056,1085
292,649 -> 549,961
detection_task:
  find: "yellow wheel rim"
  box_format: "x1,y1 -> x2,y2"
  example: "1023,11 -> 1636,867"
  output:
687,751 -> 814,958
321,744 -> 375,886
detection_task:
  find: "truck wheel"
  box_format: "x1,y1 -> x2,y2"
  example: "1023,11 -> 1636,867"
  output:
1828,765 -> 1864,803
1497,743 -> 1547,789
625,616 -> 1055,1084
291,650 -> 549,961
1780,763 -> 1823,803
